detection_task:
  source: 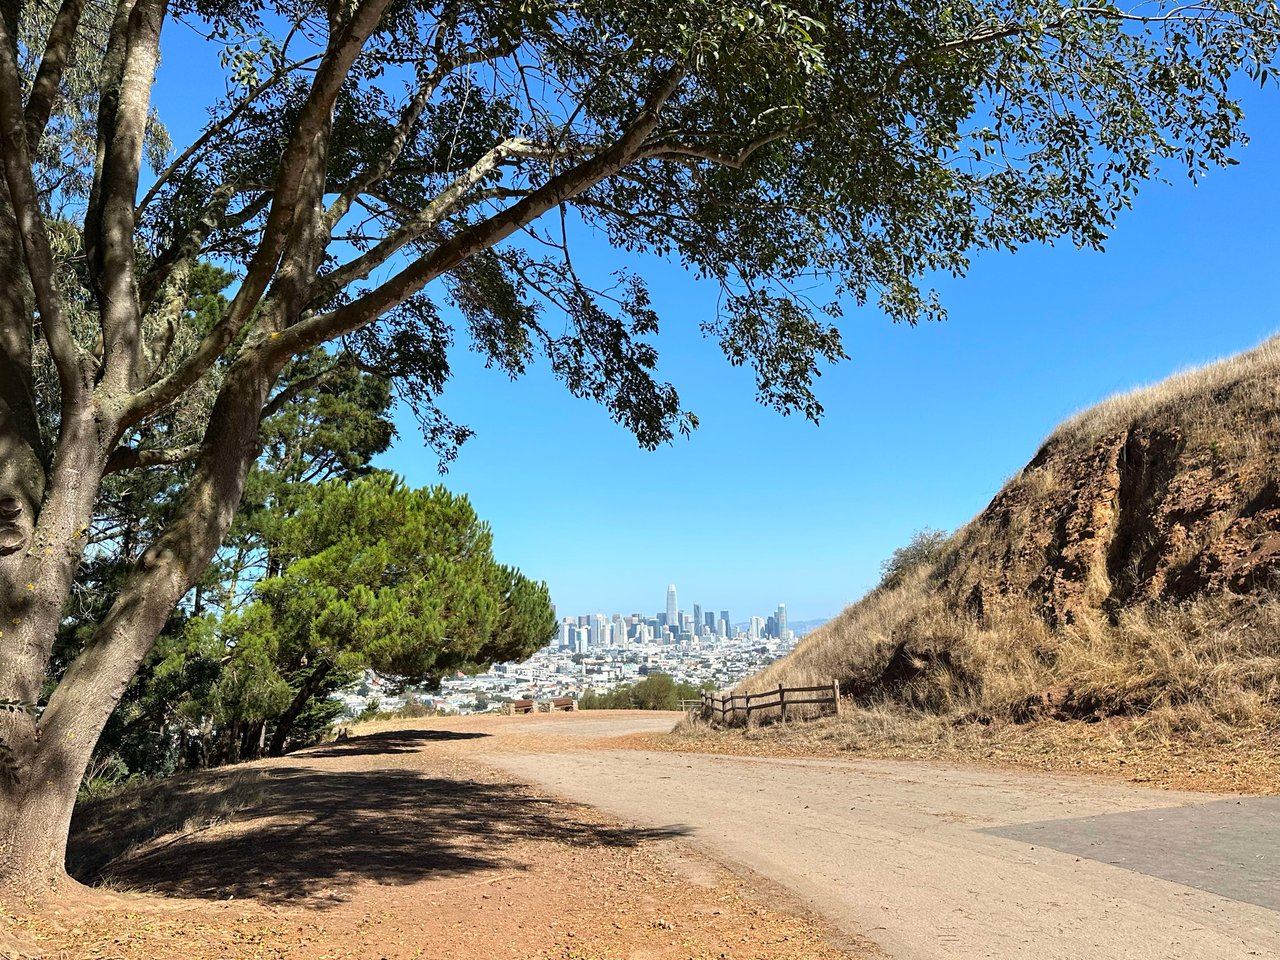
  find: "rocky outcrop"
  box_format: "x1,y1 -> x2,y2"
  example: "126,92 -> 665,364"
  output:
940,415 -> 1280,629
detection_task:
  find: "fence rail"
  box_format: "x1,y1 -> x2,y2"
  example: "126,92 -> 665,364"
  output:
700,681 -> 841,726
504,697 -> 578,715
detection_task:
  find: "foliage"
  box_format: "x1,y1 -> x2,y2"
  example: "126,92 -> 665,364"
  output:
579,674 -> 711,710
255,472 -> 555,682
78,340 -> 399,775
95,472 -> 554,767
879,528 -> 951,590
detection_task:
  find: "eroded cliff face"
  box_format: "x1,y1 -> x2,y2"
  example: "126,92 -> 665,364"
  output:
754,341 -> 1280,725
943,414 -> 1280,631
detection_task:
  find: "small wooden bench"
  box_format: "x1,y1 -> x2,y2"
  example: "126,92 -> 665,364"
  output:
546,696 -> 577,712
507,699 -> 536,715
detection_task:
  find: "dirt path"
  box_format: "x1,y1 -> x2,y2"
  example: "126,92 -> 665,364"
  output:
5,714 -> 863,960
480,714 -> 1280,960
10,711 -> 1277,960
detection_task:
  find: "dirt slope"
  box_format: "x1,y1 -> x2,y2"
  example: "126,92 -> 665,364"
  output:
747,337 -> 1280,747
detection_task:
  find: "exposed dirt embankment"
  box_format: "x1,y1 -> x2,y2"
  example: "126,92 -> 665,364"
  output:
741,339 -> 1280,767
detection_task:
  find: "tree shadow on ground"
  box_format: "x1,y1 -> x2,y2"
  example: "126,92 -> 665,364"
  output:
68,739 -> 687,907
299,728 -> 490,758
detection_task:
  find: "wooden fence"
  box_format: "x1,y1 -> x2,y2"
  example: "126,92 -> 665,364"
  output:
504,697 -> 578,714
700,681 -> 841,726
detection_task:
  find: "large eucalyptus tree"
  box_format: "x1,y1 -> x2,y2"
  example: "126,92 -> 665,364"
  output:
0,0 -> 1276,891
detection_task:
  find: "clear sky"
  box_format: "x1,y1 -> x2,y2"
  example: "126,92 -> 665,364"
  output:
373,85 -> 1280,625
151,28 -> 1280,625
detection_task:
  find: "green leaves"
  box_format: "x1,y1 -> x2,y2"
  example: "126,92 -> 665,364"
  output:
251,471 -> 554,685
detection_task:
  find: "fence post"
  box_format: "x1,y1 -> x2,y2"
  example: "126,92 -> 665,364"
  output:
831,680 -> 842,717
778,683 -> 786,721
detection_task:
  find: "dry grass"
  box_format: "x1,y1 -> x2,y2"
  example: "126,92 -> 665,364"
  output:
1049,333 -> 1280,452
742,578 -> 1280,751
68,766 -> 269,884
705,337 -> 1280,791
658,706 -> 1280,794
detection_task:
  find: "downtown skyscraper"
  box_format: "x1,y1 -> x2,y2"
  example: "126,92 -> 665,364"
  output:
666,583 -> 678,626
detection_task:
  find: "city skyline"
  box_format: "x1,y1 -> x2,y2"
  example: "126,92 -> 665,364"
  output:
552,582 -> 797,653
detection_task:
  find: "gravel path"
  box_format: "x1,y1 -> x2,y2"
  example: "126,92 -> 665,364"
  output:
487,717 -> 1279,960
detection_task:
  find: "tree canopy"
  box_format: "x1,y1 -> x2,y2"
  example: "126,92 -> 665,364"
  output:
3,0 -> 1280,891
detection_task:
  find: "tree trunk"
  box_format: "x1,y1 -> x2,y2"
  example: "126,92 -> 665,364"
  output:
0,752 -> 82,892
268,660 -> 332,756
0,353 -> 280,893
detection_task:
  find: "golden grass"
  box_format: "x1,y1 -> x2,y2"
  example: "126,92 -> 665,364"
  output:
710,336 -> 1280,790
660,706 -> 1280,794
745,579 -> 1280,729
68,766 -> 268,884
1048,333 -> 1280,451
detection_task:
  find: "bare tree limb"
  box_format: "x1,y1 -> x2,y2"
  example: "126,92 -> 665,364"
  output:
0,10 -> 88,414
104,443 -> 200,474
95,0 -> 168,393
309,138 -> 545,306
260,362 -> 350,420
642,122 -> 813,169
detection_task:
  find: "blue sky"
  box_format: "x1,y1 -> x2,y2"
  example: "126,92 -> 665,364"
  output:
152,27 -> 1280,625
375,86 -> 1280,624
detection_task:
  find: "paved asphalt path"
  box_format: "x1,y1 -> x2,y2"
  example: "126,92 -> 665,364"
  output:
486,715 -> 1279,960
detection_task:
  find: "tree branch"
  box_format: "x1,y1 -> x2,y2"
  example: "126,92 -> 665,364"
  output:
642,122 -> 813,169
0,9 -> 88,414
140,186 -> 271,311
23,0 -> 87,152
274,64 -> 689,358
104,443 -> 200,474
135,51 -> 324,218
120,0 -> 396,430
260,361 -> 350,420
94,0 -> 168,393
322,29 -> 519,231
309,138 -> 543,307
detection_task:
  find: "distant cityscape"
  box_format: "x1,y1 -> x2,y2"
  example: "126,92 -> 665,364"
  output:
341,584 -> 827,716
438,584 -> 825,710
555,583 -> 797,651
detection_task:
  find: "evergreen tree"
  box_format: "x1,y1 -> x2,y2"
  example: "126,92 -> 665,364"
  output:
3,0 -> 1279,891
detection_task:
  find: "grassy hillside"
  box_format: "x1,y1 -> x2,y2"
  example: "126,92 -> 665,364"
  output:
743,338 -> 1280,753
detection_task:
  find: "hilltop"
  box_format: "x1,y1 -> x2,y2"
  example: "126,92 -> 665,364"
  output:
716,338 -> 1280,790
